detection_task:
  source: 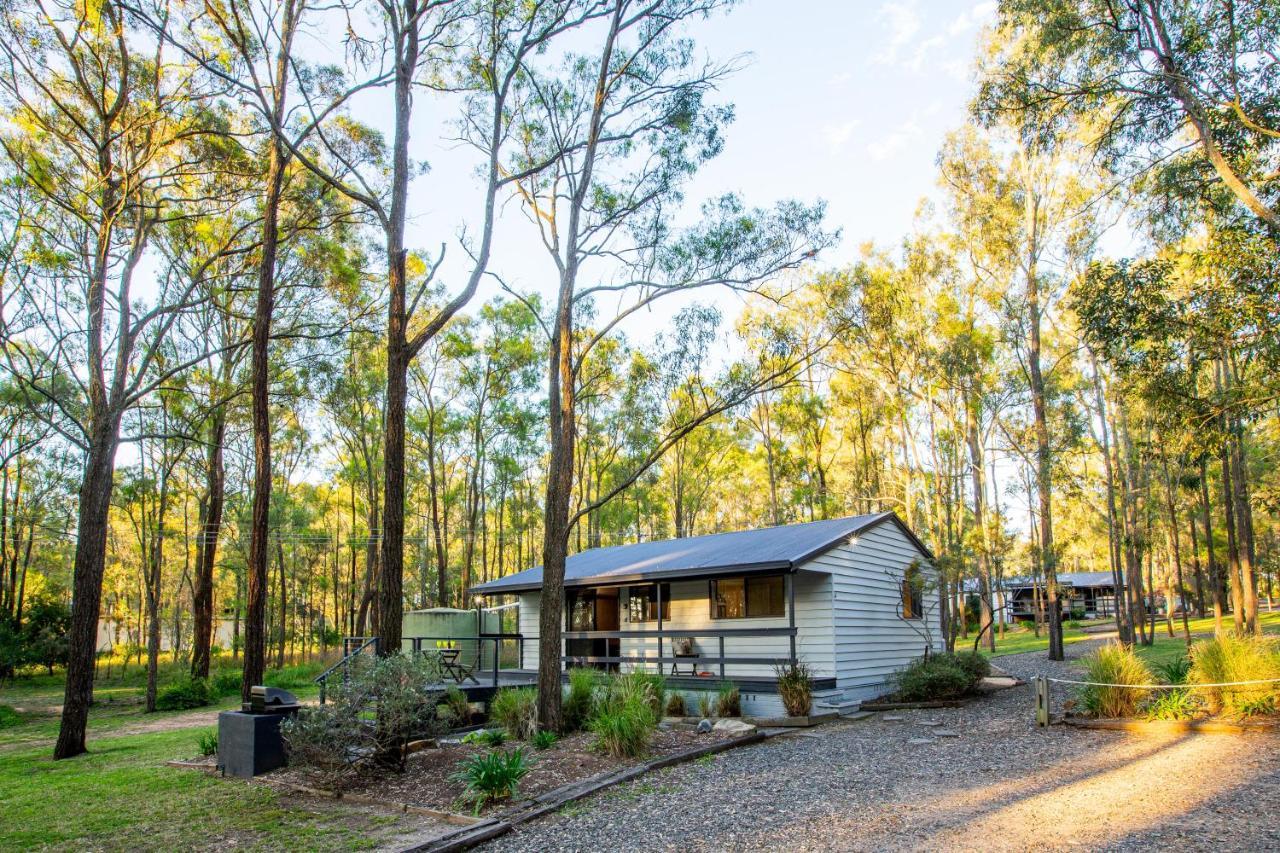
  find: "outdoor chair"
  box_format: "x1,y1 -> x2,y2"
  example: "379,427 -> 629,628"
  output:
670,637 -> 698,676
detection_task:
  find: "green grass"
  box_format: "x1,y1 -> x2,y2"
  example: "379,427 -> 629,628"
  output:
0,656 -> 407,851
984,610 -> 1280,662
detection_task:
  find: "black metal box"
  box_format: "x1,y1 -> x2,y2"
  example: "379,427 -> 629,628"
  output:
217,709 -> 292,779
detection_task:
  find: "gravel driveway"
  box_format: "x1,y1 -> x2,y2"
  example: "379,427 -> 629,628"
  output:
484,640 -> 1280,852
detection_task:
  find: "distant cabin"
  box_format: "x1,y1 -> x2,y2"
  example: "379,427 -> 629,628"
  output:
470,511 -> 941,715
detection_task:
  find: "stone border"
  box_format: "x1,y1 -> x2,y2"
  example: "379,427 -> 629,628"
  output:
1062,717 -> 1280,735
403,731 -> 769,852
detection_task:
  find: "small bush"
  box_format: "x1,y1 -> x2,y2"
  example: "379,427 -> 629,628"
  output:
531,730 -> 558,750
631,671 -> 667,717
696,692 -> 714,718
210,669 -> 242,697
1189,634 -> 1280,716
1154,656 -> 1192,686
715,682 -> 741,718
155,677 -> 212,711
950,651 -> 991,684
774,661 -> 814,717
490,688 -> 538,740
1078,643 -> 1153,718
453,748 -> 529,813
440,685 -> 470,727
0,704 -> 22,728
1069,608 -> 1086,622
1238,695 -> 1277,717
894,657 -> 971,702
1144,689 -> 1199,721
197,729 -> 218,756
464,728 -> 507,746
589,673 -> 658,757
562,668 -> 596,733
1066,620 -> 1083,629
664,692 -> 686,717
281,653 -> 448,782
1017,619 -> 1035,631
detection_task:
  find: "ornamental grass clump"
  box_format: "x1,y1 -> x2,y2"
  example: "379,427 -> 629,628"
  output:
588,673 -> 658,757
1077,642 -> 1152,718
664,692 -> 686,717
1188,633 -> 1280,716
489,687 -> 538,740
562,667 -> 597,733
453,748 -> 529,813
774,661 -> 814,717
715,682 -> 741,718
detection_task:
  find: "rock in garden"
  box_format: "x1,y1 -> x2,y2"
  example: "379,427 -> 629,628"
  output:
883,715 -> 904,722
697,719 -> 713,734
712,718 -> 756,735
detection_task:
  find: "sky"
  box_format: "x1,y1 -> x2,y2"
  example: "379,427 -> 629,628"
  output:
381,0 -> 1000,337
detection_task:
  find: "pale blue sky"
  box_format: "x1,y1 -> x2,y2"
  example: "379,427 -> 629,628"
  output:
391,0 -> 999,328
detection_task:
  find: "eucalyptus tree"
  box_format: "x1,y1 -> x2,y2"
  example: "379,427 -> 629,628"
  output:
0,0 -> 257,756
980,0 -> 1280,232
504,0 -> 832,728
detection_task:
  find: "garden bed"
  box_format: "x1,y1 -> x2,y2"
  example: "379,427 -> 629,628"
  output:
266,728 -> 738,818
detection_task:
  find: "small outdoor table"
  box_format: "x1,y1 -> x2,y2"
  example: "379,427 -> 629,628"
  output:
437,648 -> 479,684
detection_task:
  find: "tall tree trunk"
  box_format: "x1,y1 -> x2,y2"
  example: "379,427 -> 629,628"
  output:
191,409 -> 226,679
243,7 -> 296,699
375,4 -> 419,659
1200,456 -> 1225,635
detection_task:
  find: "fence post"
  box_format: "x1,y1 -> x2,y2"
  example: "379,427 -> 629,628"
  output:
1035,675 -> 1050,728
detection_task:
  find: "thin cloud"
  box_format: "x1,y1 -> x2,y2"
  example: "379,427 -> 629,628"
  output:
870,0 -> 921,65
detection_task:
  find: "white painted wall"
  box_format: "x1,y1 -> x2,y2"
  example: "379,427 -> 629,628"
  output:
814,520 -> 941,698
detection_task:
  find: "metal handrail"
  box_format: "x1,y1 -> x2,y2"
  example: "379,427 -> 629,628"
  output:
315,636 -> 379,704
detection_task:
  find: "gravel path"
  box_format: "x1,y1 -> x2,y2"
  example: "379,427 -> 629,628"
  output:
485,640 -> 1280,852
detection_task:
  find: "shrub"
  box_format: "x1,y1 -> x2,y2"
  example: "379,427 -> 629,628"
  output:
589,673 -> 658,757
715,682 -> 741,718
1154,655 -> 1192,686
1189,634 -> 1280,716
453,748 -> 529,813
197,729 -> 218,757
0,704 -> 21,728
155,677 -> 212,711
210,669 -> 242,697
440,686 -> 470,727
1066,620 -> 1083,629
1144,689 -> 1199,721
490,688 -> 538,740
696,691 -> 714,718
562,668 -> 597,733
664,692 -> 686,717
894,657 -> 971,702
774,661 -> 814,717
479,728 -> 507,746
1238,695 -> 1277,717
631,671 -> 667,718
531,730 -> 558,750
1077,643 -> 1153,718
281,653 -> 448,782
949,651 -> 991,684
1018,619 -> 1035,631
1069,608 -> 1086,622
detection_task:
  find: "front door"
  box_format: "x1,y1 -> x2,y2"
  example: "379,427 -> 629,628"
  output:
566,588 -> 620,671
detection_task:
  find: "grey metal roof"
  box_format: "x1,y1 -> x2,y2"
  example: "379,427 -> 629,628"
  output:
472,511 -> 931,595
1000,571 -> 1119,590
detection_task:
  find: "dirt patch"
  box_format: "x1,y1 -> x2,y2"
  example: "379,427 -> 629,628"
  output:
270,728 -> 735,817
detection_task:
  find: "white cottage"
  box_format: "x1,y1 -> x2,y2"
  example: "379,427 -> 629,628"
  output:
470,511 -> 942,715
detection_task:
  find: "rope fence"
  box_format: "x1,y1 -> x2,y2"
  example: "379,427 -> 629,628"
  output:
1033,674 -> 1280,727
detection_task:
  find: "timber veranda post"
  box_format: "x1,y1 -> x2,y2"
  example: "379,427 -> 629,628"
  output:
1035,675 -> 1051,728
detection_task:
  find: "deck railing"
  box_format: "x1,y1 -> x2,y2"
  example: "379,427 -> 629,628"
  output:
560,626 -> 798,679
405,633 -> 525,686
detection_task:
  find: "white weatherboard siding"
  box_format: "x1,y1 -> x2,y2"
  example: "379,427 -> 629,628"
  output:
812,521 -> 941,698
517,592 -> 540,670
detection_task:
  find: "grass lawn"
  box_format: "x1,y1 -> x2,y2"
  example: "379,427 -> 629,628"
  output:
984,610 -> 1280,665
0,657 -> 423,851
